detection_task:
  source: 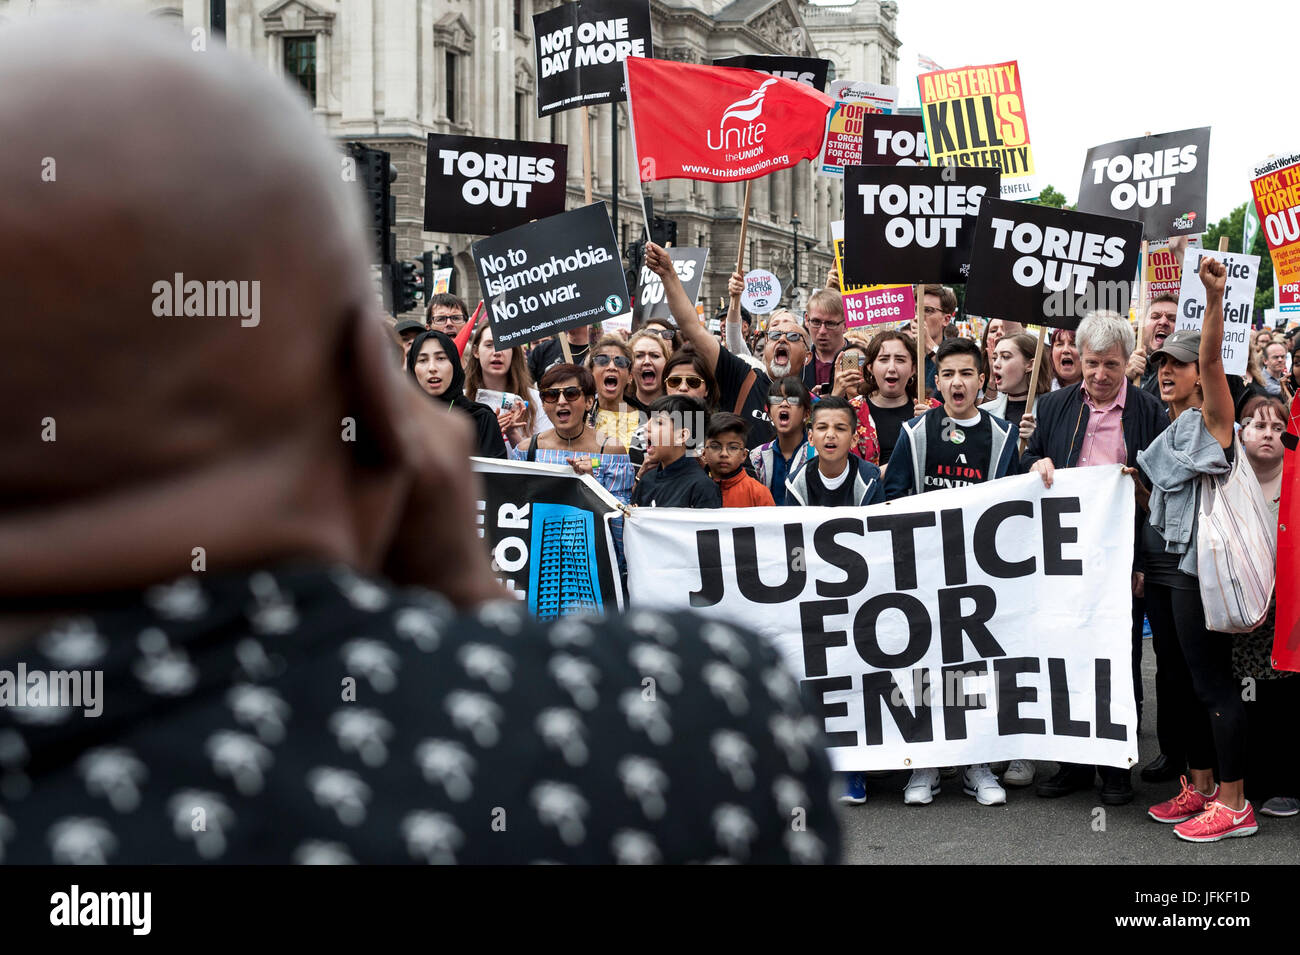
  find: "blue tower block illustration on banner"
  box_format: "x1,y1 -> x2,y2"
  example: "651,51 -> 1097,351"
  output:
528,503 -> 603,620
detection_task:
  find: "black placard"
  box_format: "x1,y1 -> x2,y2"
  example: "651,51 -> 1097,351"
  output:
711,54 -> 831,92
634,247 -> 708,324
860,114 -> 928,166
423,133 -> 568,236
473,203 -> 629,349
533,0 -> 652,116
965,198 -> 1144,329
842,166 -> 999,285
1077,127 -> 1211,239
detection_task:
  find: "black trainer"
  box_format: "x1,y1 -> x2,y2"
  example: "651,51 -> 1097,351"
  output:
1099,767 -> 1134,805
1139,754 -> 1185,784
1035,763 -> 1095,798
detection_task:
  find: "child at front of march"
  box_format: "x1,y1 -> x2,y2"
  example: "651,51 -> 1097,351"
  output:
783,396 -> 884,508
704,413 -> 774,508
630,394 -> 722,509
882,337 -> 1020,501
780,395 -> 883,806
880,336 -> 1018,809
750,376 -> 814,506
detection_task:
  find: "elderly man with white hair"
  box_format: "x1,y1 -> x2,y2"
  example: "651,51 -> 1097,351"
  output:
1020,310 -> 1173,807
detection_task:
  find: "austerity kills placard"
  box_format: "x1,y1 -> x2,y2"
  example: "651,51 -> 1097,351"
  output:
965,199 -> 1143,329
1251,152 -> 1300,287
634,247 -> 708,324
624,468 -> 1140,771
1077,128 -> 1211,239
474,202 -> 629,349
842,166 -> 999,286
472,457 -> 623,617
818,79 -> 899,177
712,54 -> 831,91
1174,248 -> 1260,375
919,61 -> 1037,200
831,219 -> 914,328
423,133 -> 568,235
534,0 -> 651,116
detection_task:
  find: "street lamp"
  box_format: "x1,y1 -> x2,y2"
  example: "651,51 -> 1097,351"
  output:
791,212 -> 801,292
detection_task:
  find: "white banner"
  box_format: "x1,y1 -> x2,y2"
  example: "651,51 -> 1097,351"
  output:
1175,248 -> 1261,376
625,468 -> 1139,771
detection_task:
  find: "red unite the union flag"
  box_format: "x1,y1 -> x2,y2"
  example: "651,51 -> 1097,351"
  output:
624,57 -> 833,184
1274,389 -> 1300,671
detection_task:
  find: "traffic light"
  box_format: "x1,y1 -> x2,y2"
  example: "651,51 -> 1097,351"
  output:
415,251 -> 435,305
391,260 -> 419,316
651,215 -> 677,247
347,142 -> 396,265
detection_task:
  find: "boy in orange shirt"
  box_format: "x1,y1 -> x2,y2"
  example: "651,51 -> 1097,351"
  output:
704,413 -> 774,507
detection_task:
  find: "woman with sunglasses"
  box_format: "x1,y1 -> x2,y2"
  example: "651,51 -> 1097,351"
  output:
750,376 -> 813,506
586,334 -> 642,447
662,351 -> 720,410
511,363 -> 633,496
463,321 -> 548,447
628,328 -> 673,409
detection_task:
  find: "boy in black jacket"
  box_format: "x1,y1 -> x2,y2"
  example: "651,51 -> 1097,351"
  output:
631,395 -> 722,508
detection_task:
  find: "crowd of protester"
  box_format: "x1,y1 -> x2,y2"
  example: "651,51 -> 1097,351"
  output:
401,240 -> 1298,844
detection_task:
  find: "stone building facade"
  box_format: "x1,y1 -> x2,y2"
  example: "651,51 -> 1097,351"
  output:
4,0 -> 900,317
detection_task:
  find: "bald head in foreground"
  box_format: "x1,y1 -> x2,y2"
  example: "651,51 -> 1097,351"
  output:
0,16 -> 837,864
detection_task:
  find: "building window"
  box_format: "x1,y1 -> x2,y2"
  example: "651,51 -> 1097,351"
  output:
445,52 -> 458,123
515,92 -> 526,141
514,0 -> 524,33
284,36 -> 317,103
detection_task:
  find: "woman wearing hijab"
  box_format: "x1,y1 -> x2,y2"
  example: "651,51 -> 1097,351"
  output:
406,329 -> 507,458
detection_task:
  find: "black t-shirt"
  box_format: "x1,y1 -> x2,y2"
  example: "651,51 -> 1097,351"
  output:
866,400 -> 913,465
922,412 -> 994,492
0,565 -> 838,863
1001,398 -> 1027,434
528,337 -> 591,383
714,348 -> 775,448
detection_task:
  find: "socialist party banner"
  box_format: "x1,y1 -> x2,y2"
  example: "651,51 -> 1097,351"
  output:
918,61 -> 1037,200
1174,248 -> 1261,375
625,57 -> 833,183
965,199 -> 1143,329
1251,152 -> 1300,287
842,166 -> 999,286
474,202 -> 628,348
423,133 -> 568,236
634,247 -> 708,324
533,0 -> 651,116
1144,235 -> 1202,305
831,219 -> 914,328
712,54 -> 831,92
1077,128 -> 1211,239
1275,391 -> 1300,672
472,457 -> 623,618
625,468 -> 1140,770
818,80 -> 899,177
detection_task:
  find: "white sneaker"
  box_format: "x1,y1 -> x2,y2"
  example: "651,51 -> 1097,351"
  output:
904,768 -> 941,805
1001,759 -> 1035,787
963,764 -> 1007,805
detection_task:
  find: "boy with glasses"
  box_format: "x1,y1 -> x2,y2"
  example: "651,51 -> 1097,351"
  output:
704,413 -> 774,507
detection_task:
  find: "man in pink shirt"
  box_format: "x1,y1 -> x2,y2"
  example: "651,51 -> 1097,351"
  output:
1020,310 -> 1172,806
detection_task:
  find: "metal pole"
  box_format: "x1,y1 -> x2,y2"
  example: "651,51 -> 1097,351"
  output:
612,103 -> 619,245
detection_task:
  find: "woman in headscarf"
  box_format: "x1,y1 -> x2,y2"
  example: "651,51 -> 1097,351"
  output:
406,329 -> 507,458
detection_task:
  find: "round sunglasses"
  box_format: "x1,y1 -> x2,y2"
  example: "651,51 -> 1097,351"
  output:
665,374 -> 705,390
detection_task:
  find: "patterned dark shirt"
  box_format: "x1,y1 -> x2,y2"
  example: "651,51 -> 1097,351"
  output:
0,566 -> 838,864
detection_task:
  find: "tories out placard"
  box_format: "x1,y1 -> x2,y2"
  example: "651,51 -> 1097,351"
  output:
1174,248 -> 1261,375
712,54 -> 831,91
842,166 -> 999,286
1077,128 -> 1211,239
860,114 -> 928,166
965,199 -> 1143,329
634,247 -> 708,324
919,61 -> 1036,200
625,469 -> 1140,771
1251,152 -> 1300,287
831,219 -> 914,328
533,0 -> 651,116
472,458 -> 624,617
817,79 -> 898,177
423,133 -> 568,236
474,203 -> 628,348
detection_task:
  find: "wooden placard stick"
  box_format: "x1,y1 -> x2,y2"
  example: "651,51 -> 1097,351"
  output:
1019,323 -> 1049,454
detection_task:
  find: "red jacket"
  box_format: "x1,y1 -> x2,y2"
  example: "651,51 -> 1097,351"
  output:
716,468 -> 775,508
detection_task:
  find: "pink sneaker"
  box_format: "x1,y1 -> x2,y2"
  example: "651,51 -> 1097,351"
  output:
1148,775 -> 1219,823
1174,800 -> 1259,843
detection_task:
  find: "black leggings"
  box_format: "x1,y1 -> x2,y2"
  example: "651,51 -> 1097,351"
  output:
1144,580 -> 1247,782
